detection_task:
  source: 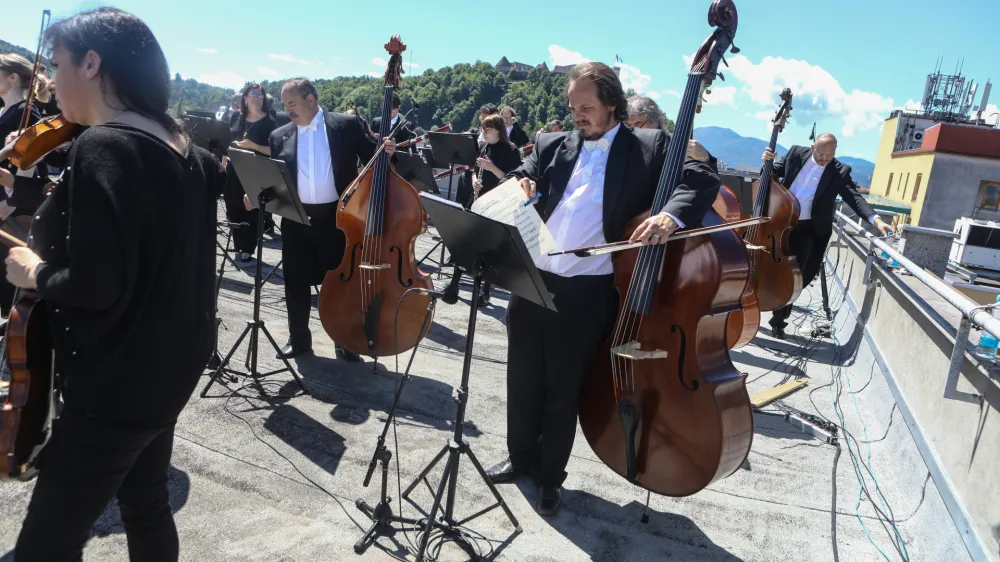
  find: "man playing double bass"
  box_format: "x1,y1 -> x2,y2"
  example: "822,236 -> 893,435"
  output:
485,62 -> 722,516
762,134 -> 892,339
244,78 -> 396,360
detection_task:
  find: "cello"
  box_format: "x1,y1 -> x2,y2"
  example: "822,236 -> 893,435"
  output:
578,0 -> 753,497
741,89 -> 800,312
318,35 -> 433,357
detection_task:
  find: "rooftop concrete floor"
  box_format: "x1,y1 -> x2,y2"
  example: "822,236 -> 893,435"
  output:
0,213 -> 969,562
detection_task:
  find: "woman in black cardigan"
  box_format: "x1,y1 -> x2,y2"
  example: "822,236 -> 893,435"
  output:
6,8 -> 224,562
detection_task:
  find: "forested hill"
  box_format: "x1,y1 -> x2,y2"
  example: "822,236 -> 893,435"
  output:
0,39 -> 50,69
2,38 -> 668,135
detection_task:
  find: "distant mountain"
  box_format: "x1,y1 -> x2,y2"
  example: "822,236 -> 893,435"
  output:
693,126 -> 875,185
0,39 -> 50,68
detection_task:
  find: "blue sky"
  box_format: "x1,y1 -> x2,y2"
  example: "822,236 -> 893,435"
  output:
5,0 -> 996,162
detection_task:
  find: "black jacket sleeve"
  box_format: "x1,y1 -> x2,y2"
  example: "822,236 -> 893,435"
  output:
663,154 -> 723,228
353,118 -> 377,165
10,173 -> 48,211
838,167 -> 876,221
510,123 -> 530,147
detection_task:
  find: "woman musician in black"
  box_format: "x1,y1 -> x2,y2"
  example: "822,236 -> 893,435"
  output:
223,82 -> 277,260
6,8 -> 224,561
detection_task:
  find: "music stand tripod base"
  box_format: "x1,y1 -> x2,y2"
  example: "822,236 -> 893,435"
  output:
201,188 -> 308,398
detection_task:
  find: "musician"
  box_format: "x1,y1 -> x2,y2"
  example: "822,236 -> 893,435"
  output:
626,94 -> 713,163
762,135 -> 893,338
501,105 -> 530,147
534,119 -> 563,144
470,113 -> 522,307
224,92 -> 241,128
0,54 -> 47,317
370,91 -> 415,150
245,77 -> 396,360
486,62 -> 721,515
472,102 -> 499,144
626,94 -> 669,130
6,8 -> 225,561
225,82 -> 277,260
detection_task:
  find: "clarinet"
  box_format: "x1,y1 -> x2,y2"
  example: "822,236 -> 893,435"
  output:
472,144 -> 488,202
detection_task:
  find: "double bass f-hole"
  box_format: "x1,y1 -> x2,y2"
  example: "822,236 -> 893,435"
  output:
670,324 -> 699,391
390,245 -> 412,287
340,243 -> 362,282
766,234 -> 782,263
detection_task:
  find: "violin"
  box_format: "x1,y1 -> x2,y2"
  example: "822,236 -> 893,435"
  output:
318,36 -> 433,357
578,0 -> 753,497
742,89 -> 801,312
0,10 -> 62,481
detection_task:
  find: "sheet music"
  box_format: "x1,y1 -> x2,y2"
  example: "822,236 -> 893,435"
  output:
471,178 -> 554,260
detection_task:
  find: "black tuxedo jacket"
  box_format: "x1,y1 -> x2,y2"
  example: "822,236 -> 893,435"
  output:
507,127 -> 720,243
509,122 -> 530,148
370,116 -> 415,150
774,145 -> 875,237
268,111 -> 377,211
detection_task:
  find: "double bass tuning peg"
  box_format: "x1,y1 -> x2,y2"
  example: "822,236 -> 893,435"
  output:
730,43 -> 740,55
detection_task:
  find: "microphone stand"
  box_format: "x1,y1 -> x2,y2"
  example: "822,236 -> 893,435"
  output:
353,290 -> 438,554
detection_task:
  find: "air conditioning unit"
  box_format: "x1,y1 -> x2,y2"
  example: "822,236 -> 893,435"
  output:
911,130 -> 925,145
951,218 -> 1000,271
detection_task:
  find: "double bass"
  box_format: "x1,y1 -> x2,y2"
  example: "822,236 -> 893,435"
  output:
741,89 -> 800,312
714,184 -> 760,349
318,36 -> 433,357
578,0 -> 753,497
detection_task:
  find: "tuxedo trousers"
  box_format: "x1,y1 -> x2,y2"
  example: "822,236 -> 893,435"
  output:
770,220 -> 831,328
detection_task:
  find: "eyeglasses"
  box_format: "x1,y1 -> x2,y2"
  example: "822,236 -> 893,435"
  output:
247,92 -> 264,99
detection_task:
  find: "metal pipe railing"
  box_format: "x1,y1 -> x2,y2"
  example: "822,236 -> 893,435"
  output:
835,210 -> 1000,340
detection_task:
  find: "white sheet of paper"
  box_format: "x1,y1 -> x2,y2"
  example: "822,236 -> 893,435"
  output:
470,178 -> 554,260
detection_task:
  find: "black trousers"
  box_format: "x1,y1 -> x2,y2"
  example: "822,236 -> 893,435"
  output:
223,162 -> 260,255
770,220 -> 830,328
506,271 -> 615,487
15,408 -> 179,562
281,203 -> 344,348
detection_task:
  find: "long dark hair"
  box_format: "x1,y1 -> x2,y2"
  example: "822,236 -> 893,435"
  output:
238,82 -> 271,133
44,7 -> 181,135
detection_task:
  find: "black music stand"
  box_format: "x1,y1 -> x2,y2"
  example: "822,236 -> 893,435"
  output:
202,149 -> 309,397
422,132 -> 478,275
393,152 -> 440,195
402,193 -> 556,561
206,220 -> 249,371
180,114 -> 232,159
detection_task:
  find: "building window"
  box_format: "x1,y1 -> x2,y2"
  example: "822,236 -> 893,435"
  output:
886,173 -> 893,195
912,173 -> 922,202
903,173 -> 910,200
983,182 -> 1000,211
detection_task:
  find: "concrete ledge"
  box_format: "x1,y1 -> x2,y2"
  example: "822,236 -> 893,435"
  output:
901,224 -> 960,239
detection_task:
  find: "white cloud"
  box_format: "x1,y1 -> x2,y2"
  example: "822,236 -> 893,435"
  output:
902,99 -> 923,112
257,66 -> 278,78
267,53 -> 313,65
665,90 -> 681,98
372,57 -> 388,67
197,71 -> 245,90
616,62 -> 652,94
197,47 -> 217,54
548,45 -> 590,66
725,54 -> 894,137
648,92 -> 661,100
705,85 -> 737,107
405,62 -> 420,69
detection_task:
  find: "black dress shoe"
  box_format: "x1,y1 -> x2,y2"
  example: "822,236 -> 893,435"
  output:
772,326 -> 786,340
537,485 -> 562,516
335,346 -> 363,363
486,458 -> 523,484
277,343 -> 311,359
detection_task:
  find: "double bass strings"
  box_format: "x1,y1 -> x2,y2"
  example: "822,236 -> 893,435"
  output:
610,72 -> 703,397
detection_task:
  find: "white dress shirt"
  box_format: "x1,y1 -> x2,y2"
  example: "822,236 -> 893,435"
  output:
296,109 -> 338,204
535,124 -> 623,277
788,153 -> 879,224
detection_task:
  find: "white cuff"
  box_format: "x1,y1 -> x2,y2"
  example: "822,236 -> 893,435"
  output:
15,166 -> 35,178
868,213 -> 880,225
663,212 -> 685,230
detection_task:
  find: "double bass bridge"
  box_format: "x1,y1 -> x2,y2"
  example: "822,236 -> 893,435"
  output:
359,262 -> 390,270
611,341 -> 668,361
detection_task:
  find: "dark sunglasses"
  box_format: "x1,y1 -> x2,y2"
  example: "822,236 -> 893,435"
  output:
247,92 -> 264,99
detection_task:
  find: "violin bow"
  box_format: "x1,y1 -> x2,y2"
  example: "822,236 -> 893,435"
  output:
547,216 -> 768,257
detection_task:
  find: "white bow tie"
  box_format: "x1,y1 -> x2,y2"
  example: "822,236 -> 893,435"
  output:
298,121 -> 319,133
583,137 -> 610,153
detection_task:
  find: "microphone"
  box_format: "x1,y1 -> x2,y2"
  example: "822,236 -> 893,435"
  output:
413,287 -> 448,300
